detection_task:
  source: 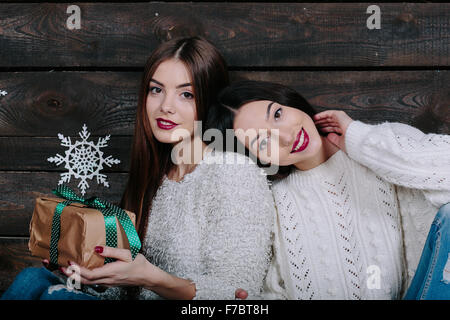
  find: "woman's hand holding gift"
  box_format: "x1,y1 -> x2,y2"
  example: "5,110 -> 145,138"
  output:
60,246 -> 163,288
313,110 -> 354,153
60,246 -> 196,299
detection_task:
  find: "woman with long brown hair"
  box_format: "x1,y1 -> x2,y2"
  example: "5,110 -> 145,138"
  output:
65,37 -> 276,300
2,37 -> 275,300
209,80 -> 450,300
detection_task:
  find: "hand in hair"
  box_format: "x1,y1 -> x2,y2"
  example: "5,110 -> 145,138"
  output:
313,110 -> 354,153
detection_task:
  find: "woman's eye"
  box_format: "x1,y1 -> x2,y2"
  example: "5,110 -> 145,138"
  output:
274,108 -> 282,120
149,87 -> 162,94
182,92 -> 194,99
259,137 -> 269,151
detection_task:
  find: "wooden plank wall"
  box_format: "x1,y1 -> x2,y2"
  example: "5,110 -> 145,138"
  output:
0,2 -> 449,293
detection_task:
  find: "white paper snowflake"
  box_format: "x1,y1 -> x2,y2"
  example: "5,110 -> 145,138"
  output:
48,124 -> 121,196
0,90 -> 7,96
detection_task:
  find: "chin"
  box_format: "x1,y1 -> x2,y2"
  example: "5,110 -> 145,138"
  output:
307,134 -> 322,154
153,135 -> 177,144
150,129 -> 174,144
152,126 -> 193,144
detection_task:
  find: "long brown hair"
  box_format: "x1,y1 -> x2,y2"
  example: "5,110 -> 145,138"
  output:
121,37 -> 229,241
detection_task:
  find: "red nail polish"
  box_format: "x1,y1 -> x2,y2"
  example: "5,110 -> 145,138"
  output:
67,261 -> 72,266
95,246 -> 103,253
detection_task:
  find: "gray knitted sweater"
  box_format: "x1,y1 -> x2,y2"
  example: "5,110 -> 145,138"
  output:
85,151 -> 275,300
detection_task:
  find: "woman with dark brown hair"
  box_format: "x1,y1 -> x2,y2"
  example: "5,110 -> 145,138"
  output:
1,37 -> 275,300
208,80 -> 450,300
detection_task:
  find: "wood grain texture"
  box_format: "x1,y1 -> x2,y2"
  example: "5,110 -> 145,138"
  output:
0,71 -> 138,136
0,71 -> 448,137
0,136 -> 131,171
0,237 -> 41,294
0,172 -> 129,236
0,3 -> 449,67
235,70 -> 450,134
0,1 -> 449,297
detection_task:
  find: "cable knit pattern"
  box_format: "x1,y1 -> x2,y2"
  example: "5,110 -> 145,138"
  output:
264,121 -> 450,300
268,151 -> 404,299
345,120 -> 450,289
346,121 -> 450,197
98,150 -> 273,300
324,171 -> 365,299
272,186 -> 316,300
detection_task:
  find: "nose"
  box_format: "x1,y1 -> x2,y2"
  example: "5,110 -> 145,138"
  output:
160,93 -> 175,114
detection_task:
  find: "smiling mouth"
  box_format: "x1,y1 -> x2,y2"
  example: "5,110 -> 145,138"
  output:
291,128 -> 309,153
156,118 -> 178,130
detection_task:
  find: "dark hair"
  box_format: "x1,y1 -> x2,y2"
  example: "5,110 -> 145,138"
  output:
121,36 -> 229,240
206,80 -> 319,181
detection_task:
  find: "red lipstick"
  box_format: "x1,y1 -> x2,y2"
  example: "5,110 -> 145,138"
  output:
291,128 -> 309,153
156,118 -> 178,130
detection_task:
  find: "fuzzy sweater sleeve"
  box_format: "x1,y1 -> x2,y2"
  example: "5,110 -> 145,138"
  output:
192,153 -> 275,300
345,120 -> 450,207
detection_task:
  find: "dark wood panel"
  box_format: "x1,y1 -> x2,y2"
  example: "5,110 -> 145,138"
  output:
0,172 -> 129,236
0,3 -> 449,67
0,237 -> 41,294
0,136 -> 131,171
235,70 -> 450,135
0,71 -> 448,137
0,71 -> 138,136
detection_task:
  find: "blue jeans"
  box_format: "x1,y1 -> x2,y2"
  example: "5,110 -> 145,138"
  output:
2,205 -> 449,300
404,202 -> 450,300
0,267 -> 97,300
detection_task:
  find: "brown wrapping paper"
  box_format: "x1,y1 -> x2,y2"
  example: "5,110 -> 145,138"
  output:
28,197 -> 136,269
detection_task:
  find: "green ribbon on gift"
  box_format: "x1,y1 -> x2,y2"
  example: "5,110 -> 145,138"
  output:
49,185 -> 141,266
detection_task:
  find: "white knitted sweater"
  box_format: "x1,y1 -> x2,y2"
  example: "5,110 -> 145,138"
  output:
89,150 -> 275,300
263,121 -> 450,300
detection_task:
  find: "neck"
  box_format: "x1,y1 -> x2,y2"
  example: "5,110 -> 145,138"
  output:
168,135 -> 207,181
293,136 -> 340,171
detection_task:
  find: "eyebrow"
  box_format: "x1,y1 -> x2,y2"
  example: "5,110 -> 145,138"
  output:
250,101 -> 275,148
266,101 -> 275,120
150,78 -> 192,89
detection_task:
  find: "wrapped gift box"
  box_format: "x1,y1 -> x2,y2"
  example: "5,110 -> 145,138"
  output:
28,196 -> 136,269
